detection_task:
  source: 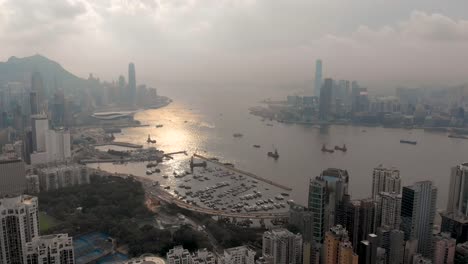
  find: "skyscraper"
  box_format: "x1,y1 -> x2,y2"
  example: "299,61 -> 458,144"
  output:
219,246 -> 256,264
377,227 -> 404,264
372,165 -> 401,199
31,114 -> 48,152
357,234 -> 384,264
441,163 -> 468,243
31,72 -> 46,112
0,158 -> 26,197
432,233 -> 455,264
24,234 -> 75,264
262,229 -> 303,264
315,60 -> 323,97
118,75 -> 126,102
128,63 -> 136,105
309,168 -> 349,243
324,225 -> 358,264
375,192 -> 402,230
319,78 -> 333,120
401,181 -> 438,258
0,195 -> 39,264
29,91 -> 38,115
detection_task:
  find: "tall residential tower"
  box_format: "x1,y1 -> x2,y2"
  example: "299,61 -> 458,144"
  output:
314,60 -> 323,97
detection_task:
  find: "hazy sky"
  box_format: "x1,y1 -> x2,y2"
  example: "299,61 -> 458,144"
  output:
1,0 -> 468,89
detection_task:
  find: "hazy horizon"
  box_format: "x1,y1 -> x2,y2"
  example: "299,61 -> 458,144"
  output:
2,0 -> 468,91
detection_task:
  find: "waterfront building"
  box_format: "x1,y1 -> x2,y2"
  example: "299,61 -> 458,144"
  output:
319,78 -> 333,120
37,165 -> 90,192
0,158 -> 26,197
432,233 -> 455,264
377,227 -> 404,264
308,168 -> 349,243
24,234 -> 74,264
401,181 -> 437,258
323,225 -> 358,264
0,195 -> 39,263
219,246 -> 256,264
372,165 -> 401,199
455,242 -> 468,264
128,63 -> 136,105
167,246 -> 191,264
192,249 -> 216,264
375,192 -> 402,230
413,254 -> 432,264
262,229 -> 303,264
315,60 -> 323,97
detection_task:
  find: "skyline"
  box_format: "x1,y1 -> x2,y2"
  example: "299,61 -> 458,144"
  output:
1,1 -> 468,89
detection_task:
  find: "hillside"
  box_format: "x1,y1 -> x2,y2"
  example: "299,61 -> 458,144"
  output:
0,54 -> 91,94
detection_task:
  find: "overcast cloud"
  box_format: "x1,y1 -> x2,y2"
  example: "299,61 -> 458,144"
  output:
1,0 -> 468,90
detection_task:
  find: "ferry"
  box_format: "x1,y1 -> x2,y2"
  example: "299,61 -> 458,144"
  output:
400,140 -> 417,145
334,144 -> 347,152
233,133 -> 243,138
147,135 -> 156,144
268,149 -> 279,159
321,144 -> 335,153
253,145 -> 261,148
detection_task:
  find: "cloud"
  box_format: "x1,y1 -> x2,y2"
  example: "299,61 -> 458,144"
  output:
0,1 -> 468,89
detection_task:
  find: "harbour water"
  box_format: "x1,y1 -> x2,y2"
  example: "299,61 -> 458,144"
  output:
88,86 -> 468,209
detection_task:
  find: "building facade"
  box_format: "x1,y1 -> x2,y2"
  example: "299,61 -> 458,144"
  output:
372,165 -> 401,199
0,158 -> 26,197
38,165 -> 90,192
376,192 -> 402,230
432,233 -> 455,264
192,249 -> 216,264
24,234 -> 74,264
219,246 -> 256,264
0,195 -> 39,264
401,181 -> 438,258
324,225 -> 358,264
167,246 -> 191,264
262,229 -> 303,264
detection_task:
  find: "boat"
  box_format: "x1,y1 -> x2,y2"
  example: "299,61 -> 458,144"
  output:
163,175 -> 168,179
281,192 -> 290,196
321,144 -> 335,153
266,124 -> 273,127
267,148 -> 279,159
147,135 -> 156,144
233,133 -> 243,138
156,124 -> 164,128
153,168 -> 161,173
146,162 -> 158,168
400,140 -> 417,145
146,170 -> 153,175
334,144 -> 347,152
253,145 -> 261,148
448,134 -> 468,139
224,163 -> 235,167
210,157 -> 219,161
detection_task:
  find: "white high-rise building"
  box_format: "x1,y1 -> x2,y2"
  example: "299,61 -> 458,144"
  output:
376,192 -> 402,230
219,246 -> 256,264
24,234 -> 74,264
167,246 -> 191,264
262,229 -> 303,264
38,165 -> 90,192
192,249 -> 216,264
372,165 -> 401,199
446,163 -> 468,215
0,195 -> 39,263
45,129 -> 71,162
31,114 -> 48,152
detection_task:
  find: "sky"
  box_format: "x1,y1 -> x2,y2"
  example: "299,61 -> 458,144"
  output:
1,0 -> 468,90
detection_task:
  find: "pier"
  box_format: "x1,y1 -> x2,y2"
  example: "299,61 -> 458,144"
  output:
94,142 -> 143,148
163,151 -> 188,159
193,154 -> 292,191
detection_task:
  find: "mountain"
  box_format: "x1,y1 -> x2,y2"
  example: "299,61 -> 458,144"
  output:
0,54 -> 91,95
